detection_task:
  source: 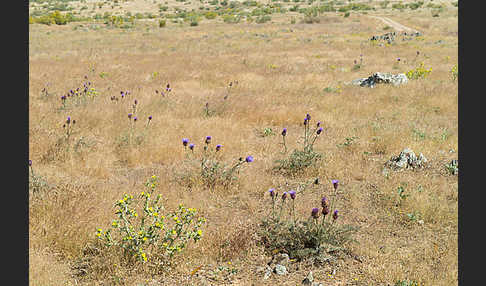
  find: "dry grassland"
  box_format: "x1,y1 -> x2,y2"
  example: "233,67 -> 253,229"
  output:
29,1 -> 458,285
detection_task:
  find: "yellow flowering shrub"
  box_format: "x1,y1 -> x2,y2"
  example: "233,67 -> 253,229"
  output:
96,175 -> 206,263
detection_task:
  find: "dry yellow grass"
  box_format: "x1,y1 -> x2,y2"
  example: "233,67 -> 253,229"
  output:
29,1 -> 458,285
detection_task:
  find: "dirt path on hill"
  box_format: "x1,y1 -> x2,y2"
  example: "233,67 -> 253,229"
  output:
369,15 -> 420,33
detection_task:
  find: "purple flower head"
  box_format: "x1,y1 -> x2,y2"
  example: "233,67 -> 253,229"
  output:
333,210 -> 339,220
281,128 -> 287,136
322,205 -> 330,216
332,180 -> 339,191
189,143 -> 195,150
216,144 -> 222,151
317,121 -> 321,127
61,95 -> 66,100
29,160 -> 32,167
133,116 -> 138,122
316,127 -> 323,135
66,116 -> 71,124
268,188 -> 275,198
281,192 -> 287,201
182,138 -> 189,147
205,136 -> 211,144
245,155 -> 254,163
397,58 -> 401,62
289,190 -> 296,200
311,208 -> 320,219
128,113 -> 133,119
321,196 -> 329,208
148,115 -> 152,121
306,113 -> 311,121
304,118 -> 308,126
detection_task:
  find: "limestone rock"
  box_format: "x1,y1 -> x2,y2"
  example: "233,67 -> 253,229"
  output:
351,72 -> 408,88
385,148 -> 427,170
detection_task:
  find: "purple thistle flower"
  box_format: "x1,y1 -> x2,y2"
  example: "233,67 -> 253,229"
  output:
316,127 -> 323,135
306,113 -> 311,121
304,118 -> 308,125
397,58 -> 401,62
205,136 -> 211,144
268,188 -> 275,198
61,95 -> 66,100
182,138 -> 189,147
321,196 -> 329,208
311,208 -> 320,219
281,128 -> 287,136
66,116 -> 71,124
189,143 -> 195,150
332,180 -> 339,191
216,144 -> 222,151
333,210 -> 339,220
317,121 -> 321,127
148,116 -> 152,121
322,205 -> 330,216
29,160 -> 32,167
133,116 -> 138,122
128,113 -> 133,119
245,155 -> 254,163
281,192 -> 287,201
289,190 -> 296,200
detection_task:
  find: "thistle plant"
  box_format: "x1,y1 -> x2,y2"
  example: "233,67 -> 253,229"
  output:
28,159 -> 50,194
96,175 -> 206,264
118,101 -> 152,147
60,78 -> 99,109
176,136 -> 254,189
258,180 -> 357,261
274,114 -> 323,176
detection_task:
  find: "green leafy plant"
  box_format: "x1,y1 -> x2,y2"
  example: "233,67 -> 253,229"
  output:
96,176 -> 206,264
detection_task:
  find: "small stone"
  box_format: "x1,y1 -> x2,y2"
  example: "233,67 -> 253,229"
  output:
263,266 -> 273,280
274,264 -> 288,275
302,271 -> 313,285
274,253 -> 290,267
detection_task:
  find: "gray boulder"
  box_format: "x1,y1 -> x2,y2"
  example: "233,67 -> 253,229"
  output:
385,148 -> 427,170
351,72 -> 408,88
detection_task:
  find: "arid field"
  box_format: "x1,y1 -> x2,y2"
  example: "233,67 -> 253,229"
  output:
29,0 -> 458,285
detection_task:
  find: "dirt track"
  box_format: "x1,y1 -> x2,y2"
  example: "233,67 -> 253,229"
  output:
369,15 -> 420,33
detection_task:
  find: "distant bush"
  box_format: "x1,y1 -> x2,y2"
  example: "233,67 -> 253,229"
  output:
255,15 -> 271,24
159,19 -> 166,27
222,14 -> 241,23
31,10 -> 75,25
204,11 -> 218,19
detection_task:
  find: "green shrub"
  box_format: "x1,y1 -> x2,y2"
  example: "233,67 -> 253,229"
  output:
159,19 -> 166,27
